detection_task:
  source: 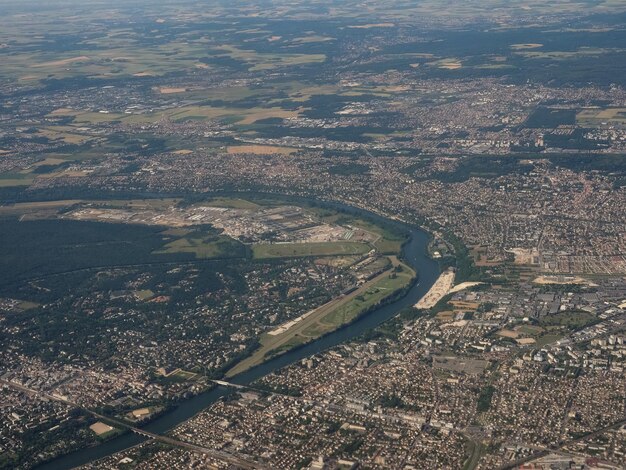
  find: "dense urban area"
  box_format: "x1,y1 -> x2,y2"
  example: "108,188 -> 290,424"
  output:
1,0 -> 626,469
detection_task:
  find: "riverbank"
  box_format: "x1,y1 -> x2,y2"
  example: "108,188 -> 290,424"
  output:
414,267 -> 455,309
227,256 -> 415,377
36,195 -> 441,470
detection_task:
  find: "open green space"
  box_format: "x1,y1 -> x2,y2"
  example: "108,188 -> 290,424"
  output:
308,209 -> 408,255
341,216 -> 406,254
201,197 -> 261,210
261,335 -> 308,358
535,333 -> 565,347
539,310 -> 598,329
462,439 -> 485,470
57,103 -> 303,128
227,257 -> 414,377
577,107 -> 626,127
133,289 -> 154,301
309,268 -> 413,332
171,369 -> 198,381
252,241 -> 371,259
516,324 -> 544,335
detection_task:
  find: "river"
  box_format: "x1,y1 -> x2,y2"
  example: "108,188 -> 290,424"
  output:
38,198 -> 440,469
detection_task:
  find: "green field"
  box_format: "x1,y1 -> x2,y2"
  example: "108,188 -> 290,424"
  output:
133,289 -> 154,300
64,104 -> 302,127
535,333 -> 564,348
346,217 -> 406,254
252,241 -> 371,259
0,172 -> 34,187
462,439 -> 485,470
516,324 -> 544,335
227,257 -> 414,377
201,197 -> 261,210
306,268 -> 413,334
263,335 -> 308,358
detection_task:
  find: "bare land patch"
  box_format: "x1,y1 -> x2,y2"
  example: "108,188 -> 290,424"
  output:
49,108 -> 77,116
533,275 -> 597,286
432,356 -> 489,374
158,87 -> 187,94
510,43 -> 543,49
449,282 -> 484,293
89,422 -> 114,436
437,60 -> 463,69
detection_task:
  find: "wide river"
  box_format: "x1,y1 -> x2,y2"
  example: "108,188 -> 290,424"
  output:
38,197 -> 440,469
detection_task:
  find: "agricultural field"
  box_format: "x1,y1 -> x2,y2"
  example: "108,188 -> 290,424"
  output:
212,45 -> 326,72
0,174 -> 34,187
539,311 -> 598,329
44,104 -> 303,127
577,108 -> 626,127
